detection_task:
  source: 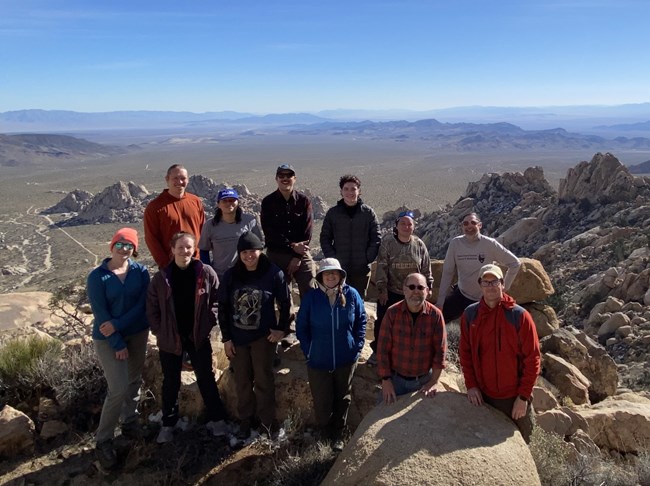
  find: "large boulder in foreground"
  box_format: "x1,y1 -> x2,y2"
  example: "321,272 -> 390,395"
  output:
322,392 -> 540,486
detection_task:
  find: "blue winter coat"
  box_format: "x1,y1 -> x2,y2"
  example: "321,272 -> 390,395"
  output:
296,284 -> 366,371
87,258 -> 150,350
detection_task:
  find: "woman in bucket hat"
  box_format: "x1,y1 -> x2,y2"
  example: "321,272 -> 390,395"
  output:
296,258 -> 367,451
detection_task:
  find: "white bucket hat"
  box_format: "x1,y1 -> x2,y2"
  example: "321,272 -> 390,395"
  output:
316,258 -> 347,282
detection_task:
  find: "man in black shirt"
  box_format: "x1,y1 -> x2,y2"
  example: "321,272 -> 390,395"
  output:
261,164 -> 316,299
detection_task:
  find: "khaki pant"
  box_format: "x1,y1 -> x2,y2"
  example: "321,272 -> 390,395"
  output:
94,329 -> 148,443
231,336 -> 277,427
307,362 -> 357,439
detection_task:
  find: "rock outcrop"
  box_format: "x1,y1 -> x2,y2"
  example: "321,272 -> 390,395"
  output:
322,392 -> 540,485
42,189 -> 93,214
0,406 -> 35,457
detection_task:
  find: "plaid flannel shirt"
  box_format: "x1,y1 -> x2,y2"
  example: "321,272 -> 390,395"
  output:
377,300 -> 447,379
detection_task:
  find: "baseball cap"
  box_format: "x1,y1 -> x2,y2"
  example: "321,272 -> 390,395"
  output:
217,188 -> 239,201
276,164 -> 296,176
479,264 -> 504,280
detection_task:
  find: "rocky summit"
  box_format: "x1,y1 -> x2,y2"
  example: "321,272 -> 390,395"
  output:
2,151 -> 649,484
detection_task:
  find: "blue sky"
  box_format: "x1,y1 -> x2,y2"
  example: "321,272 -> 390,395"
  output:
1,0 -> 649,113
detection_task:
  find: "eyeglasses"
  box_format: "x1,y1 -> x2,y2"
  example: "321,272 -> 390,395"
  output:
219,198 -> 237,203
463,220 -> 480,226
114,242 -> 134,250
405,284 -> 427,291
480,279 -> 502,287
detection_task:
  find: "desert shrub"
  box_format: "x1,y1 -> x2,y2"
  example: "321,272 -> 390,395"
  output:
445,320 -> 461,371
529,427 -> 573,485
263,442 -> 337,486
637,450 -> 650,485
0,335 -> 63,404
530,427 -> 648,486
48,280 -> 90,339
544,282 -> 570,315
38,341 -> 106,426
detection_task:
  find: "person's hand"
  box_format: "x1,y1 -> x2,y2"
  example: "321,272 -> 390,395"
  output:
382,379 -> 397,405
286,257 -> 301,278
224,340 -> 236,359
99,321 -> 116,337
291,241 -> 309,256
467,387 -> 484,406
268,329 -> 285,343
115,348 -> 129,360
378,291 -> 388,306
420,379 -> 440,398
511,396 -> 528,420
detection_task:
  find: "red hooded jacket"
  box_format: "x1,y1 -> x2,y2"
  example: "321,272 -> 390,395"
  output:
459,293 -> 540,400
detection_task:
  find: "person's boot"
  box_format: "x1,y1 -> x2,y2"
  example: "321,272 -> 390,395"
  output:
95,439 -> 117,469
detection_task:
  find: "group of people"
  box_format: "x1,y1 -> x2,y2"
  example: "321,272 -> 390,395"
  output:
86,162 -> 540,470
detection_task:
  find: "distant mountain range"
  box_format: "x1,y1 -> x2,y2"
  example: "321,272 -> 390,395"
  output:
627,159 -> 650,174
1,104 -> 650,134
2,118 -> 650,168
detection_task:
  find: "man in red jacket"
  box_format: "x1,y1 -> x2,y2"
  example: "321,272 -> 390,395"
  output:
459,264 -> 540,443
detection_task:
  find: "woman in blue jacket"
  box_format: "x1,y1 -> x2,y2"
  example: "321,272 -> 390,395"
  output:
296,258 -> 366,450
87,228 -> 149,470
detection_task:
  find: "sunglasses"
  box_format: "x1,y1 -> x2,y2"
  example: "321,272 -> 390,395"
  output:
463,220 -> 480,226
277,172 -> 294,179
398,210 -> 414,219
480,279 -> 501,287
405,284 -> 427,291
114,242 -> 134,250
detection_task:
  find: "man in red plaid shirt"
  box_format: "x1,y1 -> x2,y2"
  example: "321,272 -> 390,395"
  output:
377,273 -> 447,404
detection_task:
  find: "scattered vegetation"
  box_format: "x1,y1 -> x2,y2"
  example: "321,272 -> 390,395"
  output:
0,335 -> 63,404
529,427 -> 650,486
262,442 -> 338,486
38,341 -> 106,426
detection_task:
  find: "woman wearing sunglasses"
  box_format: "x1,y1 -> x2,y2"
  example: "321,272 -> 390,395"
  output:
369,210 -> 433,365
87,228 -> 150,470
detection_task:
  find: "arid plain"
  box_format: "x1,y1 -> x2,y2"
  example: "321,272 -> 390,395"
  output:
1,130 -> 648,294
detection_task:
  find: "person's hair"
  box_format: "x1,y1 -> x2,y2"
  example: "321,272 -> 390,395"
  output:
166,164 -> 186,177
404,272 -> 427,288
461,212 -> 480,222
132,249 -> 139,258
393,211 -> 415,238
212,206 -> 243,225
339,174 -> 361,189
169,231 -> 196,248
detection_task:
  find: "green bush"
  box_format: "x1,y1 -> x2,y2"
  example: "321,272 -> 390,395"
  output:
0,335 -> 63,403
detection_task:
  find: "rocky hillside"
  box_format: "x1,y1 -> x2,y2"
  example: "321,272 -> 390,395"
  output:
416,152 -> 650,390
0,134 -> 126,167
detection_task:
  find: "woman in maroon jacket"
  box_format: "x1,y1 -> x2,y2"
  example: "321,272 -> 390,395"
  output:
147,232 -> 228,443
